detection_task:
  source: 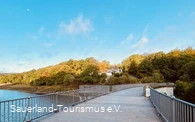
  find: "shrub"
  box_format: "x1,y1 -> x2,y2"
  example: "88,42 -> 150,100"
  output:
141,76 -> 154,83
152,72 -> 164,83
106,76 -> 120,85
80,76 -> 98,84
141,71 -> 164,83
113,73 -> 120,77
185,83 -> 195,104
174,80 -> 189,100
180,61 -> 195,81
119,75 -> 130,84
99,73 -> 107,84
30,79 -> 46,86
63,74 -> 75,85
174,81 -> 195,104
128,75 -> 139,83
79,64 -> 99,84
179,74 -> 190,82
119,74 -> 139,84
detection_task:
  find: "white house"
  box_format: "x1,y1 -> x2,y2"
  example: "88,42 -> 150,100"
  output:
105,66 -> 122,80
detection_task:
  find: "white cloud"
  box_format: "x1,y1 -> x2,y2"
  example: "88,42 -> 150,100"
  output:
177,12 -> 183,17
144,24 -> 149,33
131,36 -> 148,49
44,43 -> 53,47
47,34 -> 51,38
32,35 -> 38,40
189,12 -> 195,17
120,33 -> 133,45
38,26 -> 45,34
126,33 -> 134,41
104,15 -> 114,23
58,15 -> 93,35
31,26 -> 45,40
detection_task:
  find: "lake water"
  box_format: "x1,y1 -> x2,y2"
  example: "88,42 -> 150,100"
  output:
0,90 -> 81,122
0,90 -> 36,101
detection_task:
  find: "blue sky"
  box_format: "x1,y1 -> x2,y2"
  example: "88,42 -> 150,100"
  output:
0,0 -> 195,73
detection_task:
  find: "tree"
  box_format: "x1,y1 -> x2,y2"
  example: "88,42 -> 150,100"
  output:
98,61 -> 108,73
106,76 -> 120,85
174,80 -> 189,100
63,74 -> 75,85
128,61 -> 138,76
99,73 -> 107,84
185,83 -> 195,104
151,70 -> 164,83
180,61 -> 195,81
138,58 -> 154,77
86,57 -> 98,65
80,64 -> 100,83
122,54 -> 145,72
179,74 -> 190,82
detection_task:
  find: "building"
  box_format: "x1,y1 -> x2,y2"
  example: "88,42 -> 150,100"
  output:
105,65 -> 122,80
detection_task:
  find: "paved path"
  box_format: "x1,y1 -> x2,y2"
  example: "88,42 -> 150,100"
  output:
39,87 -> 162,122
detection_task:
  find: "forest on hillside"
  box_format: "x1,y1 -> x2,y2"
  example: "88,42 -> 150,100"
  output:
0,57 -> 111,86
0,47 -> 195,103
120,47 -> 195,103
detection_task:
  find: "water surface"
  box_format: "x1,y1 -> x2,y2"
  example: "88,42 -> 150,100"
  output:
0,90 -> 36,101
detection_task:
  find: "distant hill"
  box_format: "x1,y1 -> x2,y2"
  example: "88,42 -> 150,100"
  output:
0,47 -> 194,89
0,73 -> 10,76
0,57 -> 111,85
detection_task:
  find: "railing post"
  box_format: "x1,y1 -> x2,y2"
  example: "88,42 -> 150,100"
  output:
54,92 -> 59,113
73,90 -> 75,105
56,92 -> 58,107
172,96 -> 175,122
27,97 -> 31,122
159,92 -> 160,112
84,91 -> 86,101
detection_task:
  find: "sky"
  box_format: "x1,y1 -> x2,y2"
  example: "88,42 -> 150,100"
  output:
0,0 -> 195,73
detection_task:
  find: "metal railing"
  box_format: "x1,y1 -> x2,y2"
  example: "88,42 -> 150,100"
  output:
149,83 -> 174,88
150,87 -> 195,122
0,86 -> 109,122
80,84 -> 145,92
79,85 -> 110,94
111,84 -> 144,92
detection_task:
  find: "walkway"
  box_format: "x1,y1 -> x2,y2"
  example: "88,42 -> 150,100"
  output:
39,87 -> 162,122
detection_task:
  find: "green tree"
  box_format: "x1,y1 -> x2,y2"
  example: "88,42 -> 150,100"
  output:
106,76 -> 120,85
174,80 -> 189,100
185,83 -> 195,104
122,54 -> 145,72
80,64 -> 99,83
99,73 -> 107,84
63,74 -> 75,85
128,61 -> 138,76
180,61 -> 195,81
138,59 -> 154,77
151,70 -> 164,83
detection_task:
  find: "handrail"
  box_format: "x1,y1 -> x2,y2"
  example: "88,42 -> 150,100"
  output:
111,84 -> 145,92
0,85 -> 110,122
0,84 -> 176,122
22,97 -> 30,122
173,96 -> 195,107
150,87 -> 195,122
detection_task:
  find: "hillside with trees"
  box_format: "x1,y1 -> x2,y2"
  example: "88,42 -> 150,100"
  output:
0,57 -> 110,86
119,47 -> 195,103
0,47 -> 195,103
121,47 -> 195,82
